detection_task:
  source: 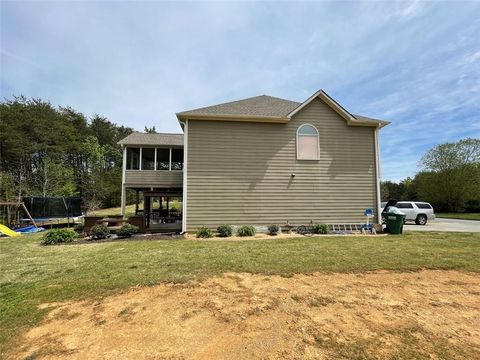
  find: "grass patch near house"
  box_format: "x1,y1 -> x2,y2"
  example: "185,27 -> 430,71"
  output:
1,231 -> 479,356
436,213 -> 480,221
89,203 -> 138,217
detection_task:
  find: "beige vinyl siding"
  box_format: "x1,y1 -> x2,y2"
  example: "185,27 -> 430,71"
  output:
124,170 -> 183,188
186,98 -> 377,231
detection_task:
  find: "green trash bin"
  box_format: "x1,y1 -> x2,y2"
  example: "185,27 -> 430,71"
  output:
386,213 -> 406,234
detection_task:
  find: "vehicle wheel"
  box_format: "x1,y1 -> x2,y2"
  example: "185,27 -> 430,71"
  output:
415,214 -> 427,225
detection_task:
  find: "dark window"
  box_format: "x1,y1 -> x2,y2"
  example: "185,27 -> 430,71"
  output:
126,148 -> 140,170
415,203 -> 432,209
396,202 -> 414,209
156,148 -> 169,170
141,148 -> 155,170
171,148 -> 184,170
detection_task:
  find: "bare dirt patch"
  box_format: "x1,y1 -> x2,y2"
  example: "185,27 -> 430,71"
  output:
12,270 -> 480,359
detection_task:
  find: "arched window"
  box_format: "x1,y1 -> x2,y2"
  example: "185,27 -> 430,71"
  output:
296,124 -> 319,160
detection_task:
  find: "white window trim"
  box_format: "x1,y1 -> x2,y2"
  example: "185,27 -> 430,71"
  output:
169,148 -> 172,171
296,123 -> 320,160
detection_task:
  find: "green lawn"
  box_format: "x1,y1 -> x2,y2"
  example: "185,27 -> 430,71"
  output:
89,203 -> 138,217
1,231 -> 479,355
436,213 -> 480,221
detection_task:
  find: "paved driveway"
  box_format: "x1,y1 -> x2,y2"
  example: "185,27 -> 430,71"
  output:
404,218 -> 480,233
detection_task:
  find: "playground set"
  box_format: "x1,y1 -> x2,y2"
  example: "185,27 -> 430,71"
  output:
0,201 -> 41,237
0,197 -> 82,237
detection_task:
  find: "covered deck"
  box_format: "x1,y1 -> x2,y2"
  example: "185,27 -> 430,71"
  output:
128,188 -> 183,233
118,132 -> 185,233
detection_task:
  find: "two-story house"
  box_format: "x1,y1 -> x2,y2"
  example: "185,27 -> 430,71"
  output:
118,90 -> 389,233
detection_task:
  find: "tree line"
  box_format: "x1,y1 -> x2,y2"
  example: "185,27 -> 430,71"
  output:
0,96 -> 134,211
381,138 -> 480,212
1,96 -> 478,213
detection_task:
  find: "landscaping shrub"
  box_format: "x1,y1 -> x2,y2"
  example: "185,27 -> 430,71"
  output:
267,224 -> 279,235
313,223 -> 329,234
90,224 -> 110,240
196,226 -> 213,238
41,228 -> 77,245
217,224 -> 233,237
73,223 -> 84,233
237,225 -> 256,237
116,223 -> 139,238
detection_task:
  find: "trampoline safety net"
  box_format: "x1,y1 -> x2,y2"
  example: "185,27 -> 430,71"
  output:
23,197 -> 82,219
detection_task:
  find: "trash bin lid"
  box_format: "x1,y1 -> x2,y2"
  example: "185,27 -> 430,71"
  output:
383,199 -> 398,214
387,206 -> 405,215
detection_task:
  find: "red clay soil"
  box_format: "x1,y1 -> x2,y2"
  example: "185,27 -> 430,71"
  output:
11,270 -> 480,359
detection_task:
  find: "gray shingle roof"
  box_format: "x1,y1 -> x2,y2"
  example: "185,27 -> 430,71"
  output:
177,95 -> 301,118
118,132 -> 183,146
353,114 -> 391,126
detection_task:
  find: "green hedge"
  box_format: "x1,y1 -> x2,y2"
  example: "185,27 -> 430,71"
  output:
41,228 -> 77,245
196,226 -> 213,238
117,223 -> 139,238
217,224 -> 233,237
90,224 -> 110,240
237,225 -> 256,237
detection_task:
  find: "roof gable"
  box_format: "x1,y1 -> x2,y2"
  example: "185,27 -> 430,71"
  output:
176,90 -> 390,128
177,95 -> 300,121
288,90 -> 389,128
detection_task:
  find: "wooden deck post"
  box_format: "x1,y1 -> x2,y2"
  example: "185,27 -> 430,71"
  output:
135,189 -> 139,214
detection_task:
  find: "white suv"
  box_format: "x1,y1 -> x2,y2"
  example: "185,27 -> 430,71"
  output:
381,201 -> 435,225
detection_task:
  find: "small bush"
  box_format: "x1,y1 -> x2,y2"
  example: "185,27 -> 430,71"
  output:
217,224 -> 233,237
73,223 -> 84,233
237,225 -> 256,237
41,228 -> 77,245
117,223 -> 139,238
196,226 -> 213,238
267,224 -> 279,235
90,224 -> 110,240
313,223 -> 328,234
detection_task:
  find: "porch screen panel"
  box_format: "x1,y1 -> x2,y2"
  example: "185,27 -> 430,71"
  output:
126,148 -> 140,170
142,148 -> 155,170
171,148 -> 184,170
156,148 -> 169,170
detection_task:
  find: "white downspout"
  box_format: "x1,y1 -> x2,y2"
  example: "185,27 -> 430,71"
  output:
121,145 -> 127,217
374,127 -> 382,224
181,120 -> 188,233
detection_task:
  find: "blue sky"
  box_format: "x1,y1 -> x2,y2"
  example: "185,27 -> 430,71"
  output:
1,1 -> 479,181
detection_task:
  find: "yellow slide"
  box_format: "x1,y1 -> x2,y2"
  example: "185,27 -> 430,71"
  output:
0,224 -> 20,237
